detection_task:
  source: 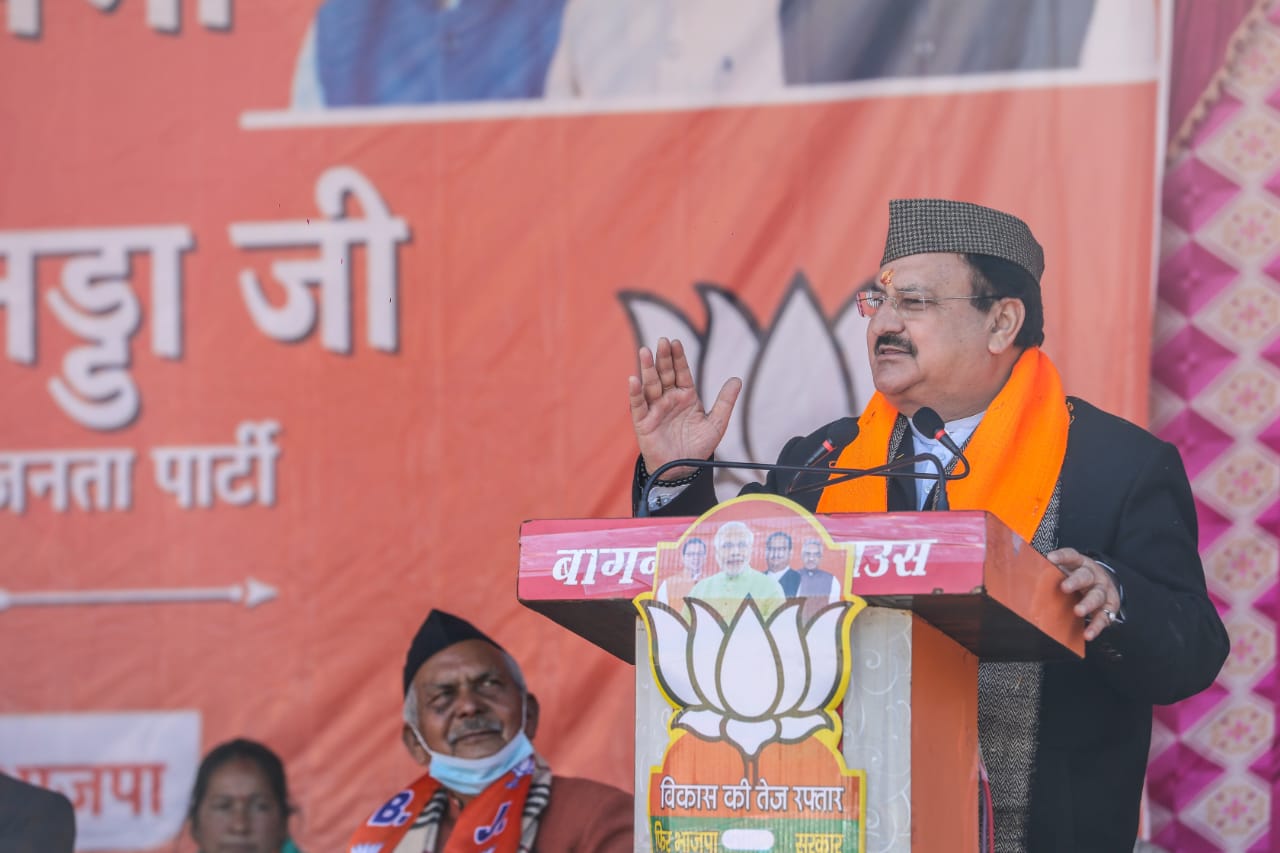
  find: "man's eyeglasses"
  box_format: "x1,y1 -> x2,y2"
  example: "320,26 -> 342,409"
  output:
854,291 -> 991,318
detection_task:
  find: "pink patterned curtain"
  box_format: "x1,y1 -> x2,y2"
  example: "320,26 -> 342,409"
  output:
1152,2 -> 1278,849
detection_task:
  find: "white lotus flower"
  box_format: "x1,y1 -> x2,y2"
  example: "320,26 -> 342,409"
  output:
640,596 -> 852,764
621,273 -> 874,500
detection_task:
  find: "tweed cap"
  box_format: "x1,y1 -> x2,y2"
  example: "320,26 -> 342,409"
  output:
402,610 -> 503,695
880,198 -> 1045,283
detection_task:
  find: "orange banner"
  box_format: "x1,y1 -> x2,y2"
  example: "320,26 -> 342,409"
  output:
0,2 -> 1165,848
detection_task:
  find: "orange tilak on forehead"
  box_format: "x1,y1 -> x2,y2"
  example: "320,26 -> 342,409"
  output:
879,268 -> 894,287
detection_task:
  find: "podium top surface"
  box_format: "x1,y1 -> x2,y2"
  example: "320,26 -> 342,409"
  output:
517,509 -> 1084,663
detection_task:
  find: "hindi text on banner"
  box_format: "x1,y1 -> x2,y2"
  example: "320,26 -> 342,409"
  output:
230,166 -> 410,355
152,421 -> 281,510
0,226 -> 193,430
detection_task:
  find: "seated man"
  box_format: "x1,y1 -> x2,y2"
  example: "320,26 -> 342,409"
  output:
625,198 -> 1229,850
348,610 -> 633,852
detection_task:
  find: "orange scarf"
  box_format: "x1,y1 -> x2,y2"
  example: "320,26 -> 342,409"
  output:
348,766 -> 533,853
816,348 -> 1069,542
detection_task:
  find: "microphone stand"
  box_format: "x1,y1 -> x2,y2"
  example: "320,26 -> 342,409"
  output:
636,453 -> 950,517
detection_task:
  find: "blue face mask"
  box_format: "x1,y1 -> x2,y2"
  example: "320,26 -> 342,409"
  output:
421,729 -> 535,797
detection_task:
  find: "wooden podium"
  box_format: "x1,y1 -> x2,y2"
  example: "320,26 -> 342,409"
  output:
518,508 -> 1083,853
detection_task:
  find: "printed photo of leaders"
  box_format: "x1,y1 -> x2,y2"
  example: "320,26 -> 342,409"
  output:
290,0 -> 1154,108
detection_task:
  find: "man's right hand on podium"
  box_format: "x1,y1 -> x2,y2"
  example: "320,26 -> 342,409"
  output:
627,336 -> 741,481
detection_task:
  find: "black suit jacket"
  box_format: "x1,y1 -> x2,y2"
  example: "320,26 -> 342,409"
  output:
633,396 -> 1229,851
0,774 -> 75,853
773,568 -> 801,597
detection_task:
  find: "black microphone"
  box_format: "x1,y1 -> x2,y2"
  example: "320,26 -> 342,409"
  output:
786,417 -> 859,495
902,406 -> 951,510
910,407 -> 971,480
799,417 -> 859,467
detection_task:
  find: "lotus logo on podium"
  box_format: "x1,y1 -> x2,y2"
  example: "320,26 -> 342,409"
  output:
636,494 -> 867,853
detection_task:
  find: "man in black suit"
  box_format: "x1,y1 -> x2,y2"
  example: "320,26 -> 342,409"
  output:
0,773 -> 75,853
625,198 -> 1229,852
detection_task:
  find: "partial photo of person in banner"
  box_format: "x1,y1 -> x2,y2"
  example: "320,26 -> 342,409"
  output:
0,772 -> 76,853
289,0 -> 1150,108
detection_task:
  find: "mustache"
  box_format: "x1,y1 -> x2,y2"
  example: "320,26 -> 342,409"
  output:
875,334 -> 915,355
447,716 -> 504,745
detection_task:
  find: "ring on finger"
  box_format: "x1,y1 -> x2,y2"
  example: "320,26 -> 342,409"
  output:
1100,608 -> 1115,625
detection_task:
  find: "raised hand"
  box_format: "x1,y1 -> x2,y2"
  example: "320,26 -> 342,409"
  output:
627,337 -> 742,480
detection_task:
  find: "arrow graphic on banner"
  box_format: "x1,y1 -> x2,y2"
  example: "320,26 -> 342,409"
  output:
0,578 -> 278,612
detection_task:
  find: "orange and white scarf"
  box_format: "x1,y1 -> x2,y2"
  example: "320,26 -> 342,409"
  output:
817,348 -> 1069,542
348,754 -> 551,853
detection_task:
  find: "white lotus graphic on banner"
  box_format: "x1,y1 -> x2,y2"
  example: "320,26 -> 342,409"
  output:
641,597 -> 852,766
620,273 -> 874,500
